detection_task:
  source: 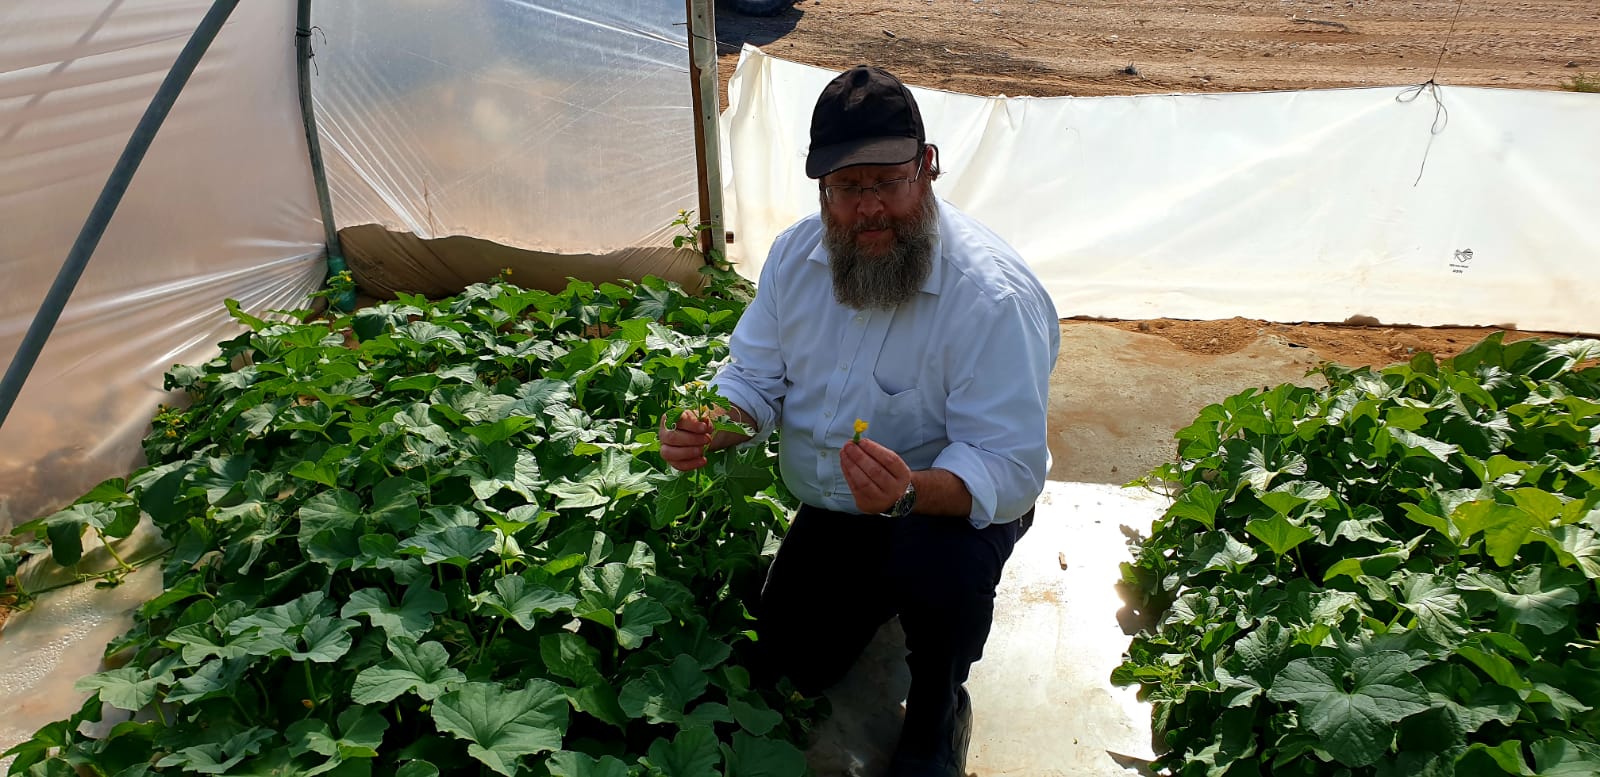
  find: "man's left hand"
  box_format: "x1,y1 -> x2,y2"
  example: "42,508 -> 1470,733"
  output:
840,438 -> 912,515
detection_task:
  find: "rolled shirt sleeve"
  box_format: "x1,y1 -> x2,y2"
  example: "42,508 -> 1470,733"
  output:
932,289 -> 1059,529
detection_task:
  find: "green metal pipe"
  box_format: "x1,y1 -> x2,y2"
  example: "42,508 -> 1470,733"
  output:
296,0 -> 353,311
0,0 -> 243,430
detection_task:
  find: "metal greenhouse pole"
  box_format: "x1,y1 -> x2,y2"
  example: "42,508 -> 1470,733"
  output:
686,0 -> 727,261
0,0 -> 243,429
296,0 -> 352,311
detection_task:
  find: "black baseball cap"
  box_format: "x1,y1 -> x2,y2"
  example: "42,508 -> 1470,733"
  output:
805,66 -> 925,179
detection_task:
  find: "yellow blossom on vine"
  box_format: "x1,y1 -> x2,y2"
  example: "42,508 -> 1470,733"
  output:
852,418 -> 868,443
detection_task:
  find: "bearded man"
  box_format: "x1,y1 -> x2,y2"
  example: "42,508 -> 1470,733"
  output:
660,65 -> 1059,777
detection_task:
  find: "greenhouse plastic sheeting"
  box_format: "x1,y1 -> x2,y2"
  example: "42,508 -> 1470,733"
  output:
0,2 -> 324,529
311,0 -> 701,256
721,47 -> 1600,334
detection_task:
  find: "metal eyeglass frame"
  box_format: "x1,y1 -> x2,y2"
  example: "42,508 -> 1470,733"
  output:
821,148 -> 930,206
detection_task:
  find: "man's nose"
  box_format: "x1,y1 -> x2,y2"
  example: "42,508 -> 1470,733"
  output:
855,190 -> 887,218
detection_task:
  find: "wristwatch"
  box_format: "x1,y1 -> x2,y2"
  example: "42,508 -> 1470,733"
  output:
882,480 -> 917,518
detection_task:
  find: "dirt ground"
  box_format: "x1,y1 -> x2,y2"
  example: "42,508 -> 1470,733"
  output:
712,0 -> 1595,368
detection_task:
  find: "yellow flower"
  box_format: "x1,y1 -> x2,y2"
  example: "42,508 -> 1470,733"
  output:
852,418 -> 868,443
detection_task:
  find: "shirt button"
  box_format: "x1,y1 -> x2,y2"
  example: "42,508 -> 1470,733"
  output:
823,411 -> 832,418
838,363 -> 847,371
854,316 -> 864,325
819,451 -> 827,458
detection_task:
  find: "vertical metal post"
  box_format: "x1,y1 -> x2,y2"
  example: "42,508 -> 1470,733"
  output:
0,0 -> 242,430
685,0 -> 727,262
296,0 -> 353,311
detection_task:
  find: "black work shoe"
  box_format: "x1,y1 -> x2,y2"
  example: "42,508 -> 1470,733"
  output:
885,687 -> 973,777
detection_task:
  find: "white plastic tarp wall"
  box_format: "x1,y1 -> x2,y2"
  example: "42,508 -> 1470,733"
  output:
312,0 -> 701,254
721,47 -> 1600,334
0,2 -> 325,529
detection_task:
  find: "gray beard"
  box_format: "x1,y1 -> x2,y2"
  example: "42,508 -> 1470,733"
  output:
821,189 -> 939,310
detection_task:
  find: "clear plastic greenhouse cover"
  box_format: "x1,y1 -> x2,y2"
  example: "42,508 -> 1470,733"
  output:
722,47 -> 1600,335
311,0 -> 702,259
1,1 -> 706,529
0,1 -> 324,530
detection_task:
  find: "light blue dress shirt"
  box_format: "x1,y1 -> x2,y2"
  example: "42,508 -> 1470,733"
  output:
712,199 -> 1060,528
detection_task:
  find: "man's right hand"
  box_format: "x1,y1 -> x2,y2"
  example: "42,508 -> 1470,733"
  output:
660,409 -> 717,471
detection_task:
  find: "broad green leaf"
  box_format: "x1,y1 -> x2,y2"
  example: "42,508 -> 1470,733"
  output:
1167,482 -> 1224,530
1531,737 -> 1600,776
1453,501 -> 1543,566
619,654 -> 710,724
1259,481 -> 1330,515
643,727 -> 722,777
1454,645 -> 1529,690
617,597 -> 672,649
723,731 -> 808,777
1398,574 -> 1468,646
460,442 -> 542,501
1387,428 -> 1458,461
166,658 -> 250,704
430,681 -> 568,776
164,623 -> 251,665
546,751 -> 630,777
341,583 -> 448,642
474,575 -> 578,630
298,489 -> 364,557
400,526 -> 495,567
154,727 -> 275,774
1267,652 -> 1431,767
288,616 -> 358,663
575,563 -> 646,628
729,699 -> 783,736
350,637 -> 465,704
1189,532 -> 1258,575
1458,567 -> 1581,635
74,667 -> 165,712
1509,488 -> 1565,522
1461,741 -> 1534,775
285,706 -> 388,775
395,761 -> 439,777
541,632 -> 606,687
1323,552 -> 1406,583
370,477 -> 426,532
1433,683 -> 1521,737
1242,446 -> 1306,493
1245,513 -> 1315,556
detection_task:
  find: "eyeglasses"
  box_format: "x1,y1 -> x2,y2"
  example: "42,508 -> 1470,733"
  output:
822,155 -> 926,206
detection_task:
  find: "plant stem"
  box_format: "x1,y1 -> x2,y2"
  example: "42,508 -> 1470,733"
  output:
96,529 -> 136,572
19,550 -> 172,598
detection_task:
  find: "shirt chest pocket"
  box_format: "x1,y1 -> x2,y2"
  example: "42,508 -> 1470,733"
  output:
866,383 -> 936,455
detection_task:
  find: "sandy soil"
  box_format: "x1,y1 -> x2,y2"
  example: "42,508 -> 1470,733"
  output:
712,0 -> 1596,367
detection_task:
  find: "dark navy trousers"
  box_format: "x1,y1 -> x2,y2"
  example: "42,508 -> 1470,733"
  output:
755,503 -> 1030,755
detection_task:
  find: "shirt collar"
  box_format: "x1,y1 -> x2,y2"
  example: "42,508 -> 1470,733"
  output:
805,199 -> 946,297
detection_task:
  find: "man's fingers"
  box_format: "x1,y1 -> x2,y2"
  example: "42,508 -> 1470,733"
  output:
854,438 -> 911,479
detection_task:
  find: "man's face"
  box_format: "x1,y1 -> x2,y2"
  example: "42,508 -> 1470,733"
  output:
819,152 -> 938,310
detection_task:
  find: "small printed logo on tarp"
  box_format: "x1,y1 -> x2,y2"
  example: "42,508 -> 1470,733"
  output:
1450,248 -> 1473,274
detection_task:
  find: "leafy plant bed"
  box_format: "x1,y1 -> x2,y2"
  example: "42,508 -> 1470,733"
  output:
1114,334 -> 1600,776
4,273 -> 815,776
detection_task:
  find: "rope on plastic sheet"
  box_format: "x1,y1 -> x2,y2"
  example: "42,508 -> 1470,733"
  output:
296,25 -> 327,75
1397,0 -> 1467,186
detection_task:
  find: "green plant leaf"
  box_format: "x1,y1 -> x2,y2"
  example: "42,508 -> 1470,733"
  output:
1453,501 -> 1543,566
1167,482 -> 1224,530
643,727 -> 722,777
723,731 -> 808,777
340,582 -> 448,642
1397,574 -> 1469,646
285,706 -> 388,775
1458,567 -> 1582,635
729,699 -> 783,736
1267,652 -> 1431,767
546,751 -> 630,777
460,442 -> 543,501
1531,737 -> 1600,776
474,574 -> 578,630
620,654 -> 710,724
430,681 -> 569,776
73,667 -> 166,712
154,727 -> 275,774
350,637 -> 465,704
617,597 -> 673,649
400,526 -> 496,567
1245,513 -> 1315,556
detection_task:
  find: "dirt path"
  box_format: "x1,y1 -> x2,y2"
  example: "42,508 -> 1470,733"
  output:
712,0 -> 1596,367
714,0 -> 1598,103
